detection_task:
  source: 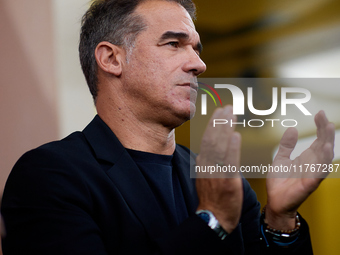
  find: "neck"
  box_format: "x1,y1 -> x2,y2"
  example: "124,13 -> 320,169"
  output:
96,96 -> 177,156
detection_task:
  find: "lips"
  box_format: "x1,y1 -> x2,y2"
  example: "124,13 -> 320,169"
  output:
178,82 -> 198,91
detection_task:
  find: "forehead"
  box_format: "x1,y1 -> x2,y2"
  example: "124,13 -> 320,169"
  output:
135,0 -> 199,39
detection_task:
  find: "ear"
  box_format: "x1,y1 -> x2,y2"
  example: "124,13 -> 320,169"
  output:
95,42 -> 124,77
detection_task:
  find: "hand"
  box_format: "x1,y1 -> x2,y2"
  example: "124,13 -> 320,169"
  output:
195,105 -> 243,234
266,110 -> 335,229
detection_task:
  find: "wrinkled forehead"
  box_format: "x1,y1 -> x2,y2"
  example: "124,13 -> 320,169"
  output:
135,0 -> 199,38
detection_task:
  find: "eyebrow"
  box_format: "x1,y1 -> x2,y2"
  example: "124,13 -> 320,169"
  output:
160,31 -> 203,54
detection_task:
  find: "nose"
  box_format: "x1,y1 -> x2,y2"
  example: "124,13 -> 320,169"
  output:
182,49 -> 207,76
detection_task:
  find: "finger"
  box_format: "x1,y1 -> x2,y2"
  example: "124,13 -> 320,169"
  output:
312,111 -> 335,150
200,105 -> 236,163
224,132 -> 241,167
216,106 -> 237,145
224,132 -> 242,178
199,108 -> 224,158
315,111 -> 328,142
322,142 -> 335,163
315,123 -> 335,164
274,127 -> 298,160
203,106 -> 232,143
315,110 -> 328,130
315,111 -> 333,142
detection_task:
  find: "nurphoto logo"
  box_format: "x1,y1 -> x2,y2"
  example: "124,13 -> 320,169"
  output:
199,82 -> 312,128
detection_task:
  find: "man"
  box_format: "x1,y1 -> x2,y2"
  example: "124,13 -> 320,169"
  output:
1,0 -> 335,254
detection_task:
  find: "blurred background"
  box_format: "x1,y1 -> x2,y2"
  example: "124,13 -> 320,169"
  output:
1,0 -> 340,254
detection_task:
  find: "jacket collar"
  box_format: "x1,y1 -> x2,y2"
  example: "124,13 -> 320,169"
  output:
82,115 -> 125,164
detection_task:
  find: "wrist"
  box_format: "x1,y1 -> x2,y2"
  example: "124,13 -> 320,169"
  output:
196,210 -> 229,240
196,206 -> 238,234
261,206 -> 301,247
264,205 -> 296,230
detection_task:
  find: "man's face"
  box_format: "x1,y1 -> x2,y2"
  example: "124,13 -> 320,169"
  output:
120,0 -> 206,128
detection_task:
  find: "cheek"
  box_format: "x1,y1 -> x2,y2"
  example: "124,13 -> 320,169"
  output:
126,49 -> 182,98
134,57 -> 165,82
168,88 -> 194,108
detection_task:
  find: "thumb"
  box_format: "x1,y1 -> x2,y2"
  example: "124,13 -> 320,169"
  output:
274,127 -> 298,161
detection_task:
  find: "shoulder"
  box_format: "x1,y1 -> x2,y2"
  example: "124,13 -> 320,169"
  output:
5,131 -> 96,196
15,131 -> 91,169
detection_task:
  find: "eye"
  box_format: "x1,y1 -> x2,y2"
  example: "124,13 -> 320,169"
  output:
166,41 -> 179,48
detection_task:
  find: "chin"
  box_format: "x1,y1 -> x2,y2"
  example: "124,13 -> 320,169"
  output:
167,109 -> 193,128
164,102 -> 196,128
176,103 -> 196,122
189,103 -> 196,120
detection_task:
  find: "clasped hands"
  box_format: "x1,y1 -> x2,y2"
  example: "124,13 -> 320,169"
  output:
196,105 -> 335,233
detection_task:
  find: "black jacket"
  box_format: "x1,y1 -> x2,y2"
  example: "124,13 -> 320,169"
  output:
1,115 -> 313,254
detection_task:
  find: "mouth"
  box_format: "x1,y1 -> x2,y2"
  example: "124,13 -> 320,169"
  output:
178,82 -> 198,92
